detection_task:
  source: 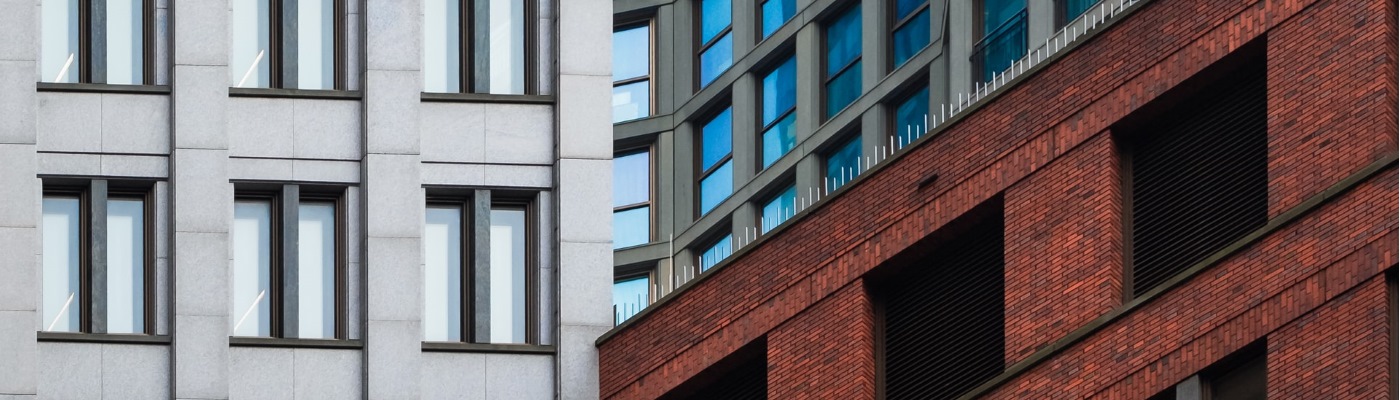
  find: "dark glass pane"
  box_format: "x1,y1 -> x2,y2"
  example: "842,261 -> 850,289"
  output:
761,0 -> 797,38
700,108 -> 733,171
826,62 -> 862,118
760,185 -> 797,233
613,207 -> 650,249
762,57 -> 797,125
826,7 -> 862,74
983,0 -> 1023,35
825,135 -> 862,190
892,9 -> 930,67
613,150 -> 650,206
613,25 -> 650,81
613,276 -> 649,325
698,235 -> 733,272
895,0 -> 925,20
700,0 -> 732,43
1064,0 -> 1096,23
699,161 -> 733,215
761,113 -> 796,169
976,10 -> 1026,82
699,33 -> 733,87
613,81 -> 651,123
893,86 -> 929,148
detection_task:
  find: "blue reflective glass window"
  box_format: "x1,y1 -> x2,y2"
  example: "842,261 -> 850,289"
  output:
699,33 -> 733,87
977,0 -> 1026,82
700,108 -> 733,171
895,0 -> 922,19
613,276 -> 649,325
700,0 -> 731,43
826,62 -> 862,117
826,7 -> 862,75
761,113 -> 797,169
699,161 -> 733,215
762,57 -> 797,125
825,135 -> 862,190
760,0 -> 796,38
1063,0 -> 1095,24
893,86 -> 929,148
613,81 -> 651,123
892,8 -> 930,67
983,0 -> 1023,35
698,235 -> 733,272
614,150 -> 651,248
613,25 -> 649,81
612,207 -> 650,249
760,185 -> 797,234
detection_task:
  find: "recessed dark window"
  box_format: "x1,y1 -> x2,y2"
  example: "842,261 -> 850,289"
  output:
824,4 -> 862,118
660,339 -> 767,400
759,56 -> 797,169
973,0 -> 1026,83
891,0 -> 931,68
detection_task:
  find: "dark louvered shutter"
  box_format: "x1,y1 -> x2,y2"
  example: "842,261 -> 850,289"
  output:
1129,61 -> 1267,298
883,216 -> 1005,400
687,355 -> 766,400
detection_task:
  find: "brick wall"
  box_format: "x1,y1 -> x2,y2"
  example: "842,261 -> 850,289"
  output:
597,0 -> 1398,397
767,282 -> 875,399
1269,277 -> 1393,399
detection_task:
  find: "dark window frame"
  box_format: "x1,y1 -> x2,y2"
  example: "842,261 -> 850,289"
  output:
756,54 -> 797,171
888,0 -> 931,70
614,146 -> 657,247
489,194 -> 541,345
613,19 -> 656,123
433,0 -> 540,94
693,0 -> 734,91
821,3 -> 863,121
51,0 -> 157,85
253,0 -> 349,90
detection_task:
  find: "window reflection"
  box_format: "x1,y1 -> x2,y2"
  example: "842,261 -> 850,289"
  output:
825,135 -> 863,191
424,205 -> 464,341
297,202 -> 336,339
486,206 -> 528,344
613,276 -> 649,325
613,24 -> 652,123
232,200 -> 273,337
107,199 -> 145,334
231,0 -> 272,87
614,150 -> 651,249
42,197 -> 82,332
825,7 -> 862,118
698,235 -> 732,272
761,186 -> 797,234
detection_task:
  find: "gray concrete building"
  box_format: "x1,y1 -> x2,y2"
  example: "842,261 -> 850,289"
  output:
609,0 -> 1108,323
0,0 -> 613,398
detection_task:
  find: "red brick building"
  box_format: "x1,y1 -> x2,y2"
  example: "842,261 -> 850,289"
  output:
599,0 -> 1397,398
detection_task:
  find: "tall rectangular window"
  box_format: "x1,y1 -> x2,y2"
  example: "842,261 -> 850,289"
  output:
891,0 -> 931,68
424,0 -> 530,94
1059,0 -> 1097,27
759,185 -> 796,234
697,0 -> 733,88
41,0 -> 151,84
824,5 -> 862,118
974,0 -> 1027,83
614,149 -> 651,249
824,134 -> 862,191
760,57 -> 798,169
423,203 -> 464,342
698,108 -> 734,216
231,186 -> 344,340
423,193 -> 538,345
230,0 -> 341,89
892,86 -> 929,149
759,0 -> 796,38
697,234 -> 732,272
612,274 -> 649,326
42,181 -> 154,335
613,23 -> 652,123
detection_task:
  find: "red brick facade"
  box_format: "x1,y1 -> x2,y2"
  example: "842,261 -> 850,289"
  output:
597,0 -> 1398,398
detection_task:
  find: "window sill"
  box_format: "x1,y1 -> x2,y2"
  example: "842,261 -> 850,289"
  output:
228,336 -> 364,349
421,341 -> 556,354
228,87 -> 363,100
37,331 -> 172,345
420,92 -> 554,104
36,82 -> 171,95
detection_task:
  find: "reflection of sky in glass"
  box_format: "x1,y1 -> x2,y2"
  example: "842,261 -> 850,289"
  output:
106,0 -> 144,84
984,0 -> 1024,35
699,0 -> 730,43
487,207 -> 527,344
762,57 -> 796,125
41,0 -> 79,83
893,8 -> 930,67
107,199 -> 145,334
894,87 -> 929,147
613,151 -> 650,207
698,235 -> 732,272
826,62 -> 861,117
231,0 -> 271,87
613,81 -> 650,123
761,186 -> 796,234
762,113 -> 796,169
826,7 -> 861,75
700,108 -> 733,171
612,276 -> 648,325
699,161 -> 732,215
423,0 -> 461,92
297,0 -> 335,89
698,33 -> 732,88
612,208 -> 649,249
826,135 -> 862,190
232,201 -> 272,337
424,206 -> 463,341
612,25 -> 649,81
760,0 -> 795,38
480,0 -> 526,94
298,202 -> 336,339
42,197 -> 81,332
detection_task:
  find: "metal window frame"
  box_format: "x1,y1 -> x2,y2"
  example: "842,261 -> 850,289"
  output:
488,194 -> 540,345
693,0 -> 734,91
66,0 -> 157,84
40,180 -> 156,335
693,104 -> 735,218
887,0 -> 931,70
755,54 -> 797,171
613,146 -> 657,246
261,0 -> 347,90
449,0 -> 539,94
612,19 -> 655,122
424,196 -> 474,343
821,2 -> 863,121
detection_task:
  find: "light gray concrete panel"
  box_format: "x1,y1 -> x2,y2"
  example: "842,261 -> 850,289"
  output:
175,231 -> 228,317
229,347 -> 294,400
0,228 -> 35,311
364,154 -> 422,238
0,0 -> 35,61
363,70 -> 421,154
557,158 -> 612,244
484,354 -> 553,400
37,342 -> 101,399
172,149 -> 231,233
482,165 -> 552,189
557,0 -> 610,77
293,100 -> 362,160
172,0 -> 227,66
36,93 -> 102,153
559,241 -> 612,326
363,0 -> 419,72
0,311 -> 37,394
101,154 -> 170,178
558,324 -> 609,400
227,157 -> 295,182
172,66 -> 230,149
101,344 -> 170,399
556,75 -> 612,160
365,319 -> 421,399
0,395 -> 35,399
365,237 -> 422,321
419,102 -> 486,164
228,98 -> 295,159
101,94 -> 170,154
0,144 -> 37,228
37,152 -> 101,176
418,163 -> 485,187
292,349 -> 362,400
481,104 -> 554,165
173,315 -> 229,398
0,61 -> 37,145
420,352 -> 486,400
291,159 -> 361,184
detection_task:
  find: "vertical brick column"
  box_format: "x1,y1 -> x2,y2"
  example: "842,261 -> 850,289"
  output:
768,282 -> 875,400
1002,132 -> 1121,365
1268,277 -> 1392,399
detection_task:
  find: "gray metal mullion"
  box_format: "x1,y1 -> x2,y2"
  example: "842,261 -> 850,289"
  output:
471,189 -> 491,342
90,180 -> 108,333
90,0 -> 108,83
281,184 -> 300,337
281,0 -> 299,88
